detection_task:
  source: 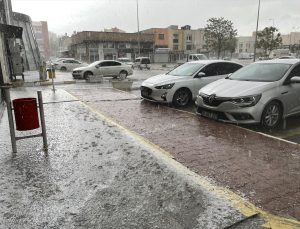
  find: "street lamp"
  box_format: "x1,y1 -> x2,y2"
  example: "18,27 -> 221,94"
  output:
136,0 -> 141,57
253,0 -> 261,62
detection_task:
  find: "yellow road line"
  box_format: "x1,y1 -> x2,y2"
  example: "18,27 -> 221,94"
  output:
65,90 -> 300,229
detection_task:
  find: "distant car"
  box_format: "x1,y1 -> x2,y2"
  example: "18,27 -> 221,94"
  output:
195,59 -> 300,129
46,58 -> 75,69
188,54 -> 208,61
133,57 -> 151,70
53,59 -> 87,71
278,56 -> 297,59
177,53 -> 208,65
117,58 -> 134,68
258,56 -> 272,61
72,60 -> 133,80
140,60 -> 243,107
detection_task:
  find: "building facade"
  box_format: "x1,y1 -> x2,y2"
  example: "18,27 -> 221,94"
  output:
235,36 -> 255,57
13,12 -> 41,71
32,21 -> 50,60
70,31 -> 154,63
143,25 -> 206,62
142,28 -> 169,49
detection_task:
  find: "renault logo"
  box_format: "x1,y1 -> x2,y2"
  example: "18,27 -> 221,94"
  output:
208,94 -> 216,104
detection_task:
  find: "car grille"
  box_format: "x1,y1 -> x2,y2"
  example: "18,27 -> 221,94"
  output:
141,86 -> 153,99
196,107 -> 229,121
201,94 -> 231,107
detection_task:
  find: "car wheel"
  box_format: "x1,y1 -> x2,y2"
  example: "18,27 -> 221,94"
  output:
261,101 -> 282,129
60,66 -> 67,72
119,71 -> 128,80
172,88 -> 192,107
84,71 -> 93,80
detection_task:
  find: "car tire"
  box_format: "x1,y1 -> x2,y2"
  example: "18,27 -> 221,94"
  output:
84,71 -> 93,80
261,101 -> 282,129
172,88 -> 192,107
60,66 -> 67,72
119,71 -> 128,80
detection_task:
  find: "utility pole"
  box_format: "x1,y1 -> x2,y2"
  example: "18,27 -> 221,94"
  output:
253,0 -> 261,62
136,0 -> 141,57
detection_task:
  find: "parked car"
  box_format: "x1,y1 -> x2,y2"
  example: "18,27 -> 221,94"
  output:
72,60 -> 133,80
133,57 -> 151,70
46,58 -> 75,69
278,56 -> 297,59
117,58 -> 134,68
53,59 -> 87,71
195,59 -> 300,129
140,60 -> 242,107
177,54 -> 208,65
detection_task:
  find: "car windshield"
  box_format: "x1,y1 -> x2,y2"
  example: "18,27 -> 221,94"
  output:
88,61 -> 101,67
229,63 -> 292,82
167,63 -> 204,76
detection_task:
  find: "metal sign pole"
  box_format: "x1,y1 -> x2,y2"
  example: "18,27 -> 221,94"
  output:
2,85 -> 17,153
50,61 -> 55,92
37,91 -> 48,152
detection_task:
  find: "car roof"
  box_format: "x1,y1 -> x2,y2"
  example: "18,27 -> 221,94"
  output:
255,59 -> 300,65
188,60 -> 242,65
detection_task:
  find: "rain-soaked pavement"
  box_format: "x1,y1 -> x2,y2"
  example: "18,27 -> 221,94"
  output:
1,70 -> 300,228
65,85 -> 300,222
0,88 -> 268,228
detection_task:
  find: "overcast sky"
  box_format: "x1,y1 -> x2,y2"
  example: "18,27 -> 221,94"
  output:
11,0 -> 300,36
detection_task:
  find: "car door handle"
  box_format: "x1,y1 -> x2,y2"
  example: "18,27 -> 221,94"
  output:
281,91 -> 288,94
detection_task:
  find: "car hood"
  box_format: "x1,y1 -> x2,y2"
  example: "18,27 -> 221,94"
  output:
142,74 -> 188,86
200,78 -> 276,97
73,66 -> 90,71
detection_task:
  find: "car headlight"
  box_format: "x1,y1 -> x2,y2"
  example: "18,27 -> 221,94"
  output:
155,83 -> 175,89
231,94 -> 261,107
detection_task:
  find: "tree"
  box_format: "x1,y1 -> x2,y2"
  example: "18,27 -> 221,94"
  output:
257,27 -> 282,56
224,37 -> 237,58
204,17 -> 237,59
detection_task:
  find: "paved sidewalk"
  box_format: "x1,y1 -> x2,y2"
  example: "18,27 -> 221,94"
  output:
67,87 -> 300,223
0,88 -> 266,228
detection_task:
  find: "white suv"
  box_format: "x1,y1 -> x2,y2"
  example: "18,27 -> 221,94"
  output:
133,57 -> 151,70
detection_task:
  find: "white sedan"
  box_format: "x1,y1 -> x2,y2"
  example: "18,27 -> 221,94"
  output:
72,60 -> 133,80
53,59 -> 87,71
140,60 -> 242,107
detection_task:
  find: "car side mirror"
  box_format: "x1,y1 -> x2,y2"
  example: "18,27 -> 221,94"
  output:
289,76 -> 300,84
95,65 -> 99,69
225,73 -> 232,79
195,72 -> 206,78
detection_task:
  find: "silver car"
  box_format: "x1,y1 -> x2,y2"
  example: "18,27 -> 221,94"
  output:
141,60 -> 242,107
195,59 -> 300,129
72,60 -> 133,80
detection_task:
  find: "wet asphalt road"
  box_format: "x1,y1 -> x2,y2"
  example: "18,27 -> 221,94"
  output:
0,88 -> 266,229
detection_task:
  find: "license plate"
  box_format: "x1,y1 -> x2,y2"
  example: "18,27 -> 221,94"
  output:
201,110 -> 218,120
